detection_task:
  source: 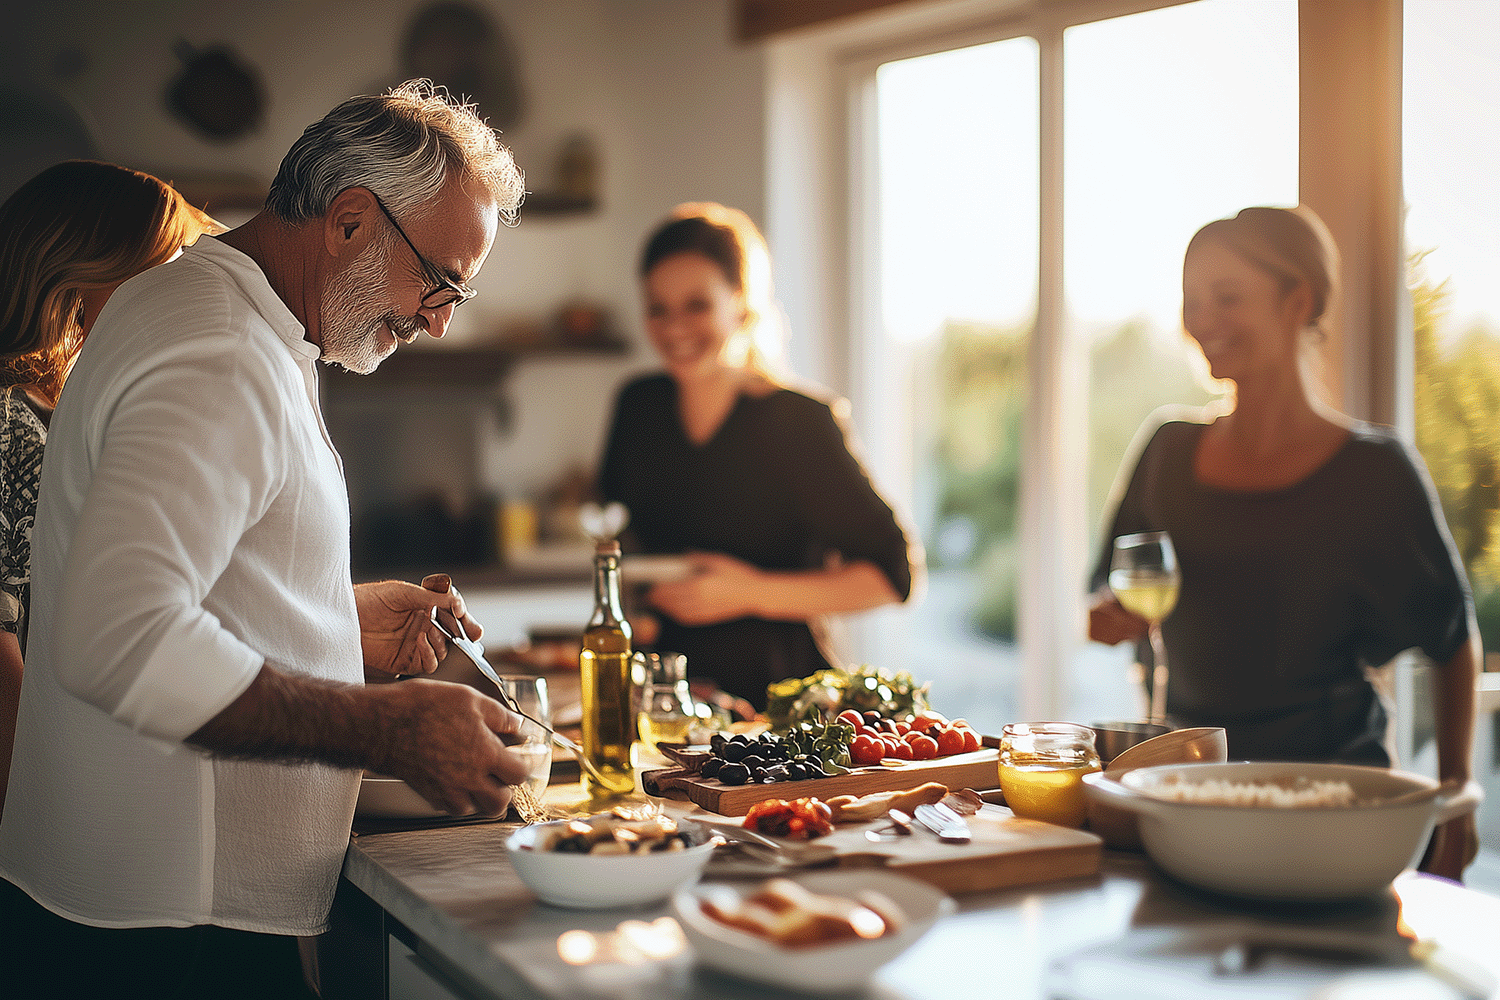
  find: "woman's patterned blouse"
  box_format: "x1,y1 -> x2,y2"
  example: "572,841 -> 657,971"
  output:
1,386 -> 45,646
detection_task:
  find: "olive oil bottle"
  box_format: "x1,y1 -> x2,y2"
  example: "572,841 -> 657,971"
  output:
579,539 -> 636,797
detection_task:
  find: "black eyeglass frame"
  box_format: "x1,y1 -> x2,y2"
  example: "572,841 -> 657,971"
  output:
370,193 -> 477,311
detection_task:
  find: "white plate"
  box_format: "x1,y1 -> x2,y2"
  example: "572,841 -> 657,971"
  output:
621,554 -> 695,584
355,775 -> 445,820
674,870 -> 954,993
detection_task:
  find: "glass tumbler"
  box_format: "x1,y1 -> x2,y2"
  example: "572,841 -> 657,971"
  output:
637,652 -> 696,751
997,722 -> 1102,828
496,675 -> 553,821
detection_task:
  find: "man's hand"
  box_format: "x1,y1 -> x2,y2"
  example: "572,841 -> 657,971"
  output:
355,573 -> 483,678
368,677 -> 531,816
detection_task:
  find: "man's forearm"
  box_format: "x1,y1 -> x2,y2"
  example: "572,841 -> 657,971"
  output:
186,663 -> 384,770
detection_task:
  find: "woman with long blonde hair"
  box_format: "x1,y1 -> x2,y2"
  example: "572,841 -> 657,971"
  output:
0,160 -> 222,814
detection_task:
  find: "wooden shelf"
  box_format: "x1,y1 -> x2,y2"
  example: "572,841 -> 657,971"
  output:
520,191 -> 597,216
321,340 -> 628,396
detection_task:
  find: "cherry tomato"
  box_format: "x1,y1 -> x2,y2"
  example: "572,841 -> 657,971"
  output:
836,710 -> 864,729
850,734 -> 884,766
889,738 -> 914,760
880,735 -> 906,758
909,734 -> 939,760
910,711 -> 948,733
959,727 -> 981,753
935,727 -> 966,757
894,720 -> 911,735
902,730 -> 925,744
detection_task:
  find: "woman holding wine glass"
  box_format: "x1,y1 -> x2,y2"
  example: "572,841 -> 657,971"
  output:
1088,205 -> 1479,880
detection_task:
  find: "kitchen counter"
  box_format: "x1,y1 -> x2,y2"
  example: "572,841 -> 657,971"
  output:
322,786 -> 1500,1000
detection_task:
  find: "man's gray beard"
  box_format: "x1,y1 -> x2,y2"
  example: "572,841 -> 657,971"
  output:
320,242 -> 423,374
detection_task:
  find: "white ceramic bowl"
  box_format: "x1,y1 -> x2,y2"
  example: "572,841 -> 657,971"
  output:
1084,761 -> 1483,901
355,775 -> 445,820
504,820 -> 716,909
673,870 -> 954,993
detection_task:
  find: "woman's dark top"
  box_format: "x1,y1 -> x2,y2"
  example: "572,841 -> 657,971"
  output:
1089,418 -> 1472,765
599,373 -> 916,709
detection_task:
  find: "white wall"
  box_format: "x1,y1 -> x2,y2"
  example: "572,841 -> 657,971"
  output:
0,0 -> 764,506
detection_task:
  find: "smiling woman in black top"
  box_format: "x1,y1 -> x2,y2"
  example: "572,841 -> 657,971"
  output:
598,202 -> 921,710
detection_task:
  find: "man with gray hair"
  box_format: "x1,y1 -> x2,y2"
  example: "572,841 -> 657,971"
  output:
0,81 -> 528,997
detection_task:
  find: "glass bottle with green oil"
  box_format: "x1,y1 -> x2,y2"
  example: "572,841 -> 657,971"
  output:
579,539 -> 636,797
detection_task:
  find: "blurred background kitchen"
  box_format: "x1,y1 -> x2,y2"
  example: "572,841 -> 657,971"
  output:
2,0 -> 1497,877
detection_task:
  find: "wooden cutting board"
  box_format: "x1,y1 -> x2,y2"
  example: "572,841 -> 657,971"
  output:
700,803 -> 1102,895
642,748 -> 1001,815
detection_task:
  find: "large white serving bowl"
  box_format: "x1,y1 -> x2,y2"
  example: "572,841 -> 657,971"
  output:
673,870 -> 954,993
504,820 -> 716,909
1084,761 -> 1482,901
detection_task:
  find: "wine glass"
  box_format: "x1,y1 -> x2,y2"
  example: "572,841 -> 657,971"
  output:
1108,530 -> 1181,726
496,675 -> 554,823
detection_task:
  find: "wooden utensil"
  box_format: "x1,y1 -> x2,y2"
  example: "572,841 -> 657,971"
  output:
1088,726 -> 1227,851
1105,726 -> 1227,774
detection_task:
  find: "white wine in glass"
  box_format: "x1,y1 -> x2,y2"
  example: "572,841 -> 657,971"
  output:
1109,530 -> 1180,726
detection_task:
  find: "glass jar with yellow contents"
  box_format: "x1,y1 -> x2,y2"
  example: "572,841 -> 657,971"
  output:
997,722 -> 1102,828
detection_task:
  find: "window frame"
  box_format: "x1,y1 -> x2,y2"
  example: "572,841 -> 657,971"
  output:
763,0 -> 1403,717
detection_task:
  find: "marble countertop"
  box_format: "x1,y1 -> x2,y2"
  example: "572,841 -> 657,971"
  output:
341,787 -> 1500,1000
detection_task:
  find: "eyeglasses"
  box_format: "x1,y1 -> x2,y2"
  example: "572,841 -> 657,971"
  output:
370,194 -> 477,311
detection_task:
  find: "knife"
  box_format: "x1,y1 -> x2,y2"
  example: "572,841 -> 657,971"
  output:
913,802 -> 972,843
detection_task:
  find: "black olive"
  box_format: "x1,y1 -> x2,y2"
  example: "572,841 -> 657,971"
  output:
730,733 -> 753,745
740,754 -> 765,770
717,763 -> 751,785
762,765 -> 791,783
718,742 -> 749,763
555,835 -> 591,853
710,733 -> 728,752
699,757 -> 724,779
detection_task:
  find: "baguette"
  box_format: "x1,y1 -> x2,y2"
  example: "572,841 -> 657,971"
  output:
825,781 -> 949,823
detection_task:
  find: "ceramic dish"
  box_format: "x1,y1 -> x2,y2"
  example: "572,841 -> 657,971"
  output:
620,554 -> 695,584
1084,761 -> 1483,901
504,819 -> 716,909
355,774 -> 445,820
674,869 -> 953,993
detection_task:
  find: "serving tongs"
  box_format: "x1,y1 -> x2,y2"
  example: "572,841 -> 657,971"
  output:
429,606 -> 611,787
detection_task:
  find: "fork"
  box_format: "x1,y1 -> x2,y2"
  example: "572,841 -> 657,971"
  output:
428,607 -> 612,787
